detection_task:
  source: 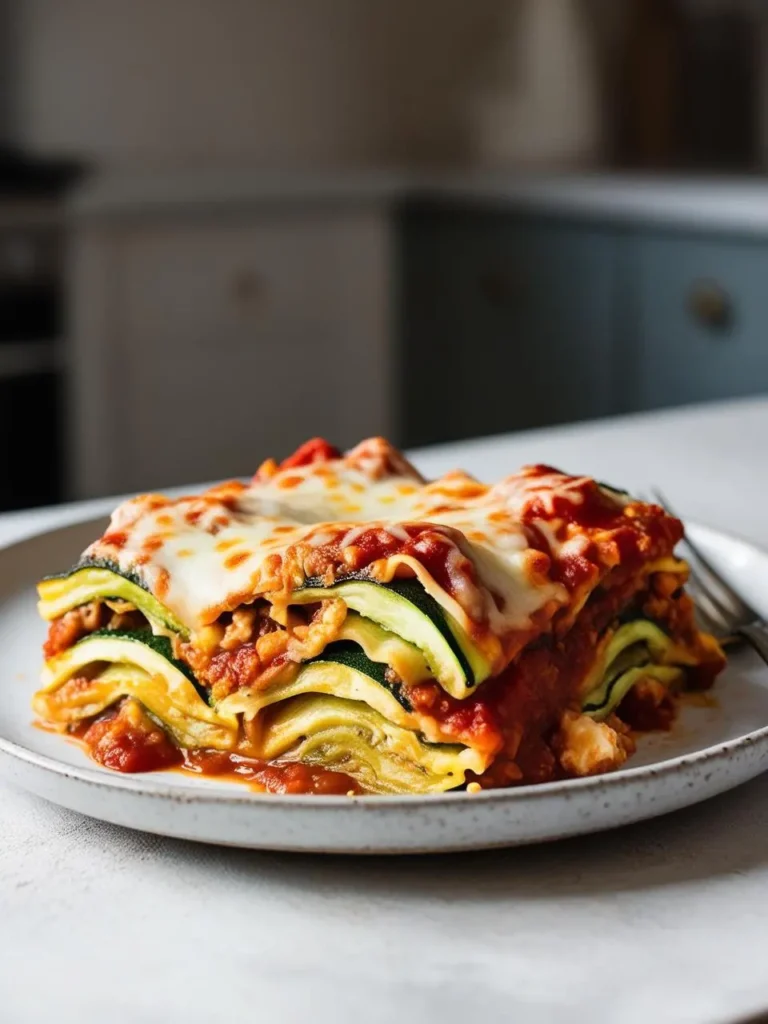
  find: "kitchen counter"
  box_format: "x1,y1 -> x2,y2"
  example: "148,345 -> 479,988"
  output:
70,167 -> 768,235
3,396 -> 768,1024
426,173 -> 768,235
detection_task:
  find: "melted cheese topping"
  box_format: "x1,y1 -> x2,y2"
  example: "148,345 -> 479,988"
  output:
83,438 -> 676,674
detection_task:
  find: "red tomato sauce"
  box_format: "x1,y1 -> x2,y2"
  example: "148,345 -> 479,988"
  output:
75,708 -> 182,773
407,621 -> 600,787
70,703 -> 359,794
181,750 -> 360,795
278,437 -> 341,470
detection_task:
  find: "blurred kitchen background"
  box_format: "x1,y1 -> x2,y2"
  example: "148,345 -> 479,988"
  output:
2,0 -> 768,509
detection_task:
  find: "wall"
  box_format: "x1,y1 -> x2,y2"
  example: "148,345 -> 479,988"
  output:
13,0 -> 507,169
14,1 -> 768,173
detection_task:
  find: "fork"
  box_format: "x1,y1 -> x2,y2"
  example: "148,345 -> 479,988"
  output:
651,488 -> 768,665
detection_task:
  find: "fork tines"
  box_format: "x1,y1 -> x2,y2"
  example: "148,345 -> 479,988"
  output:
649,488 -> 758,638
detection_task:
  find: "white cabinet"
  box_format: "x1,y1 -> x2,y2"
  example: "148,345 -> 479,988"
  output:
68,208 -> 393,497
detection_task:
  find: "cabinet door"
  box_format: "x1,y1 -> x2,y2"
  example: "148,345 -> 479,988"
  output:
400,209 -> 618,448
81,211 -> 391,496
627,232 -> 768,412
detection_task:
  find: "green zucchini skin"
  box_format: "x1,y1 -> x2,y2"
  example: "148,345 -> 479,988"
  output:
319,640 -> 413,712
84,628 -> 210,703
583,665 -> 683,721
39,601 -> 488,791
42,557 -> 147,592
384,580 -> 474,682
295,575 -> 485,699
67,629 -> 413,715
58,627 -> 420,748
596,481 -> 631,499
581,618 -> 690,720
38,564 -> 188,638
38,629 -> 238,749
86,627 -> 189,675
303,575 -> 473,678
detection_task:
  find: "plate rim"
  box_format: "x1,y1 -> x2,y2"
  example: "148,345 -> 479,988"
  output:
0,512 -> 766,810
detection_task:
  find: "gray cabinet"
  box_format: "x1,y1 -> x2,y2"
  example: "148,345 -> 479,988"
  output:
400,208 -> 618,447
626,232 -> 768,411
401,206 -> 768,447
67,180 -> 768,497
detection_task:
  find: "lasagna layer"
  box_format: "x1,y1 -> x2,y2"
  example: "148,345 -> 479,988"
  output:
34,437 -> 726,795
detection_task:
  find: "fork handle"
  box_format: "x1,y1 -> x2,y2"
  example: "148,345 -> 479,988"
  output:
736,623 -> 768,665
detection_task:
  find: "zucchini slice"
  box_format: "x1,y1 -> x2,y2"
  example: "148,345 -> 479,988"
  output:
336,614 -> 432,686
218,626 -> 421,724
37,564 -> 187,637
584,665 -> 684,721
289,578 -> 489,699
219,639 -> 417,728
256,693 -> 487,795
582,618 -> 691,721
35,629 -> 237,749
35,627 -> 490,792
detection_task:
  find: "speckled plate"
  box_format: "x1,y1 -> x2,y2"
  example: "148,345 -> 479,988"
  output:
1,516 -> 768,854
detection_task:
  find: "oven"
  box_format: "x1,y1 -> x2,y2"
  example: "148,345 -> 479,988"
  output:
0,207 -> 64,510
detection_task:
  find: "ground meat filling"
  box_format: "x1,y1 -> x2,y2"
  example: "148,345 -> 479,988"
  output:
43,601 -> 148,659
174,598 -> 348,702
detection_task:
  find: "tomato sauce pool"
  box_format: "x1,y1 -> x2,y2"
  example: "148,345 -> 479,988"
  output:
181,750 -> 360,795
68,710 -> 361,794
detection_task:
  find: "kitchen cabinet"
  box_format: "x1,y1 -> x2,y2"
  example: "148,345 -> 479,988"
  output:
625,232 -> 768,411
399,207 -> 618,447
66,173 -> 768,500
69,208 -> 393,497
400,207 -> 768,448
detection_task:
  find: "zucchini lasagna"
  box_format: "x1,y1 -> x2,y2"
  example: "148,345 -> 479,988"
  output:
35,437 -> 725,795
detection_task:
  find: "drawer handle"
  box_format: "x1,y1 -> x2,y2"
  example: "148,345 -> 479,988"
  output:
687,280 -> 733,332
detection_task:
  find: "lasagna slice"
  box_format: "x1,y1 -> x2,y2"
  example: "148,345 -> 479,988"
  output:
35,437 -> 725,795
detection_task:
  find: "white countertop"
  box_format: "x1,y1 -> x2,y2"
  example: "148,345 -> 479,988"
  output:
70,168 -> 768,235
3,396 -> 768,1024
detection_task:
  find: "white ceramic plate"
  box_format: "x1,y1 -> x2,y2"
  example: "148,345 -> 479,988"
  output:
1,516 -> 768,854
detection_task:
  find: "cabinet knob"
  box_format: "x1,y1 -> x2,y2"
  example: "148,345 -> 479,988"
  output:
230,269 -> 267,312
687,280 -> 733,332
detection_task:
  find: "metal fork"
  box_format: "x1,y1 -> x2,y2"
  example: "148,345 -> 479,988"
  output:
651,488 -> 768,665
